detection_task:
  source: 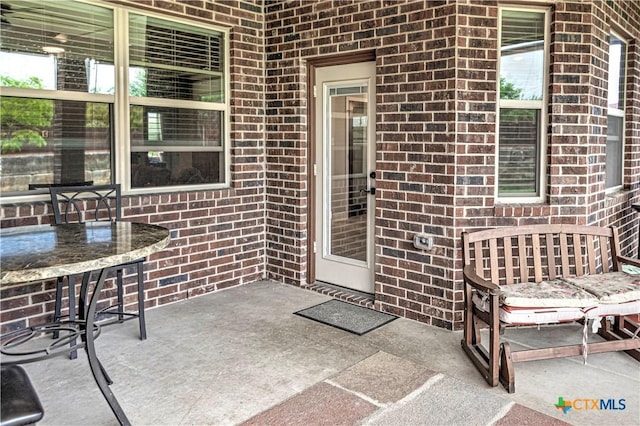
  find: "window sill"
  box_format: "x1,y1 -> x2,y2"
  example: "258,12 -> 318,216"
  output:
494,204 -> 551,217
605,187 -> 634,206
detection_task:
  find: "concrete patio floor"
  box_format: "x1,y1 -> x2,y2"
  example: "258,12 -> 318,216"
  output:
21,280 -> 640,425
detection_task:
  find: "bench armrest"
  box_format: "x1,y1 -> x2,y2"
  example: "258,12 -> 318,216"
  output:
463,265 -> 500,295
618,255 -> 640,268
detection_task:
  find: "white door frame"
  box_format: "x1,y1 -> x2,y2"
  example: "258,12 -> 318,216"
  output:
311,60 -> 376,294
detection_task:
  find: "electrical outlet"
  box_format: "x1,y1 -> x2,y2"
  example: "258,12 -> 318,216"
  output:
413,233 -> 434,250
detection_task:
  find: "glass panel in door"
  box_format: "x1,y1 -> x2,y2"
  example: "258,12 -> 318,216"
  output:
326,85 -> 369,264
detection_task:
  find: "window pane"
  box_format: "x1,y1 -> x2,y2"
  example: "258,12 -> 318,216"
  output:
498,109 -> 540,196
0,1 -> 114,94
606,115 -> 623,188
130,106 -> 223,148
608,35 -> 626,110
0,97 -> 112,194
500,10 -> 545,100
131,152 -> 223,188
129,14 -> 224,102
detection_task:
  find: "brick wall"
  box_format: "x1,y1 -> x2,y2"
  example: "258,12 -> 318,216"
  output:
2,0 -> 639,334
265,0 -> 640,330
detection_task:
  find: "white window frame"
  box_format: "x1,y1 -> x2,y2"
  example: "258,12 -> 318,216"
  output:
496,6 -> 549,204
114,4 -> 231,195
605,31 -> 627,194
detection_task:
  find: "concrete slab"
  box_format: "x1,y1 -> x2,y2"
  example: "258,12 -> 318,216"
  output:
16,281 -> 639,426
363,375 -> 513,426
241,382 -> 378,426
329,351 -> 437,404
496,404 -> 571,426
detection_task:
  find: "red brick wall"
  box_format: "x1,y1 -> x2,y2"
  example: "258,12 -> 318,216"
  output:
2,0 -> 639,334
265,0 -> 640,330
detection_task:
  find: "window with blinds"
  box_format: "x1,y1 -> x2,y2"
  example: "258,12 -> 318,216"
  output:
606,34 -> 626,190
497,8 -> 547,200
128,14 -> 226,188
0,0 -> 229,196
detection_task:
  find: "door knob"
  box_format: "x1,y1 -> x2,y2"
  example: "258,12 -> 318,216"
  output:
360,187 -> 376,195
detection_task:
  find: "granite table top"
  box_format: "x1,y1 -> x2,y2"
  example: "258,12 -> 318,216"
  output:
0,222 -> 171,285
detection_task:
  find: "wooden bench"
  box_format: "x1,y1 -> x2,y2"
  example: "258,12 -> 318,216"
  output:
461,224 -> 640,393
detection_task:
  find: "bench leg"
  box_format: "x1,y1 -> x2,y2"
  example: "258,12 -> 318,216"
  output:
598,316 -> 640,361
499,342 -> 515,393
461,294 -> 501,388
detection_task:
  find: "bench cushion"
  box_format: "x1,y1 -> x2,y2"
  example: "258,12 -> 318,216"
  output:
472,293 -> 586,325
498,279 -> 599,308
586,300 -> 640,318
562,272 -> 640,304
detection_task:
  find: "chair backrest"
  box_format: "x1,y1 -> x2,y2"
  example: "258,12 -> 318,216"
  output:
49,184 -> 122,224
462,224 -> 622,286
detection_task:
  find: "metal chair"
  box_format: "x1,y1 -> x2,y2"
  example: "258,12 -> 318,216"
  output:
1,365 -> 45,426
49,184 -> 147,356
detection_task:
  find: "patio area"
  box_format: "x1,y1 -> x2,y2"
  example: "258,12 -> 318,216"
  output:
21,280 -> 639,426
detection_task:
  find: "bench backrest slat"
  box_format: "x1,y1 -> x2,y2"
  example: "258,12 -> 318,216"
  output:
601,235 -> 611,273
489,238 -> 499,284
532,234 -> 542,282
504,237 -> 514,283
518,235 -> 528,283
586,234 -> 597,274
560,233 -> 570,277
545,233 -> 557,280
573,233 -> 584,276
474,241 -> 484,279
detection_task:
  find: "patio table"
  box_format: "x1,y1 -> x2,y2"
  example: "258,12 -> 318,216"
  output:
0,221 -> 170,426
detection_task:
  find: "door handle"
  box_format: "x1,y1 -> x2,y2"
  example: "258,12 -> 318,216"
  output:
360,187 -> 376,195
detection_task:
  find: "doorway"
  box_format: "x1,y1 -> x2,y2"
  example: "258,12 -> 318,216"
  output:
312,61 -> 376,294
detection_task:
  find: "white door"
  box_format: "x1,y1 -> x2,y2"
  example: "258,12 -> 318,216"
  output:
314,62 -> 376,293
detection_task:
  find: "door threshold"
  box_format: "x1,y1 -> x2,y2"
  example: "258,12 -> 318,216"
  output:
303,281 -> 374,309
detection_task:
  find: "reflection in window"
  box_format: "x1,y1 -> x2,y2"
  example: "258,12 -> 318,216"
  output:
129,13 -> 224,102
500,10 -> 545,100
147,112 -> 163,141
498,109 -> 540,195
606,34 -> 626,190
0,0 -> 114,95
0,97 -> 112,193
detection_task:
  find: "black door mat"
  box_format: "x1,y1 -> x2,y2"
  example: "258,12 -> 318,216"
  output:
294,299 -> 397,335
